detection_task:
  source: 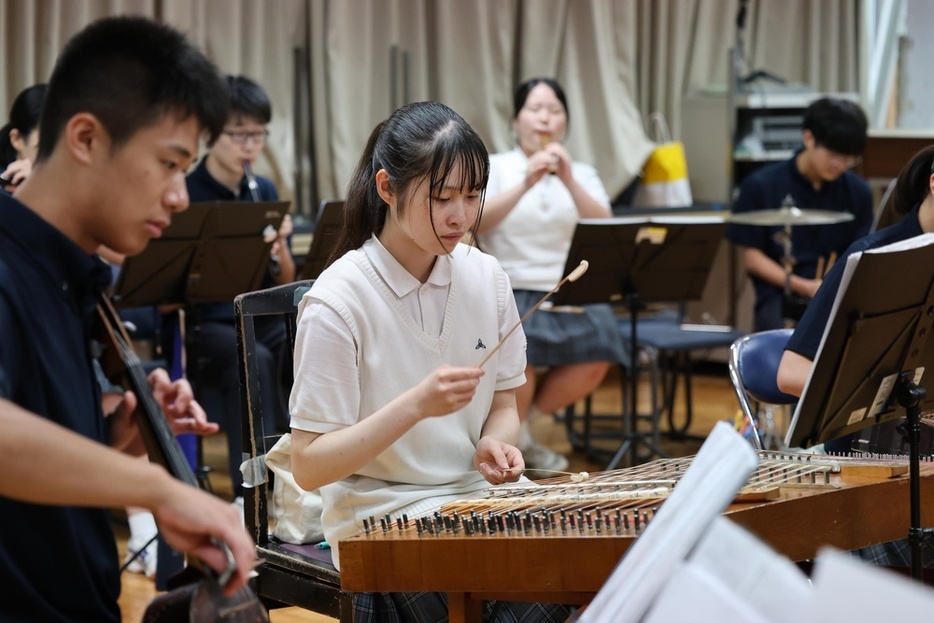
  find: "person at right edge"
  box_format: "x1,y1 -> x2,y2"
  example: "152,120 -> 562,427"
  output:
726,97 -> 873,332
778,145 -> 934,570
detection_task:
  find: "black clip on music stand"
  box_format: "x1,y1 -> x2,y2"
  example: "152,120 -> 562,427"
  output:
551,216 -> 728,469
786,234 -> 934,580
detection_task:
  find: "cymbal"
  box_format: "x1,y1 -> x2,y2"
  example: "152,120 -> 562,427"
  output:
728,206 -> 854,226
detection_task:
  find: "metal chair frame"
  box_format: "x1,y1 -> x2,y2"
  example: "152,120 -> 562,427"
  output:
728,328 -> 797,451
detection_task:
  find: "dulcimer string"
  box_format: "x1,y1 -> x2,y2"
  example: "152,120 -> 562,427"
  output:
438,452 -> 909,518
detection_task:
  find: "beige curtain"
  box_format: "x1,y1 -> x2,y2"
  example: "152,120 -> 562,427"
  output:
2,0 -> 863,215
158,0 -> 307,205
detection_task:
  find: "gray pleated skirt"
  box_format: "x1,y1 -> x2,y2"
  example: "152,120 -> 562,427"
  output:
513,289 -> 629,366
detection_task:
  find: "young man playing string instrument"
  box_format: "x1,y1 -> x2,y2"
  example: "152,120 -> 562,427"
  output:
0,16 -> 256,622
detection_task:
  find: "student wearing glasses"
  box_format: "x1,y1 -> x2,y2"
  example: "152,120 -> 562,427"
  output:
726,97 -> 873,331
183,75 -> 294,501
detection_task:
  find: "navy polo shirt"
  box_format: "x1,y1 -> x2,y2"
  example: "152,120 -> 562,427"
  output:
786,203 -> 925,360
0,193 -> 120,622
185,157 -> 279,322
186,155 -> 278,204
726,152 -> 873,329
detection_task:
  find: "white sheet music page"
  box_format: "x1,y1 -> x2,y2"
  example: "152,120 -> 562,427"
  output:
578,422 -> 758,623
643,515 -> 810,623
803,546 -> 934,622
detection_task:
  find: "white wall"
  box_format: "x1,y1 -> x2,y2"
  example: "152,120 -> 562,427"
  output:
900,0 -> 934,129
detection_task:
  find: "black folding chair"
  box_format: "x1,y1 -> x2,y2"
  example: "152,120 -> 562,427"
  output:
234,279 -> 351,621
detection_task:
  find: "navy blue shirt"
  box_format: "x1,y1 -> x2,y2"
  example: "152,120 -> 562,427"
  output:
786,203 -> 924,360
0,193 -> 120,622
185,156 -> 279,322
726,152 -> 873,330
186,155 -> 278,205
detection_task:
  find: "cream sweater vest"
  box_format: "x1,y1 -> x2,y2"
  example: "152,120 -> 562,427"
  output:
302,242 -> 525,568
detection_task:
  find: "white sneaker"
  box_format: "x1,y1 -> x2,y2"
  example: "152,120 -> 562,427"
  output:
522,441 -> 570,472
124,534 -> 158,578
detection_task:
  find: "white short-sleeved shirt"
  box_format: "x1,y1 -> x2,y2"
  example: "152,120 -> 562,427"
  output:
477,147 -> 610,291
289,237 -> 526,568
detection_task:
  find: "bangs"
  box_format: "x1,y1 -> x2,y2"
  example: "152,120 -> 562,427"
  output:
428,124 -> 489,193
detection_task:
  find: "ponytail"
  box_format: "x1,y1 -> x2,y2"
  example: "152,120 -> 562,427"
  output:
889,145 -> 934,220
327,121 -> 388,265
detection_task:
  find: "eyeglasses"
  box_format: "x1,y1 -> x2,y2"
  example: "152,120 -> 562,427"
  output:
817,145 -> 861,170
222,129 -> 269,145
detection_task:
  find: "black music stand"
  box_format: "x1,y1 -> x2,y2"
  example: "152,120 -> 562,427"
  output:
786,233 -> 934,580
552,216 -> 728,468
300,199 -> 344,280
114,200 -> 288,307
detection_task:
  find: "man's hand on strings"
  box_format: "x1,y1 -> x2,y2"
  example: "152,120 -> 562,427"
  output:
147,368 -> 218,436
104,388 -> 142,453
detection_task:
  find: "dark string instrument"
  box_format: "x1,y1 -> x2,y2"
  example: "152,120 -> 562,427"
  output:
95,294 -> 268,622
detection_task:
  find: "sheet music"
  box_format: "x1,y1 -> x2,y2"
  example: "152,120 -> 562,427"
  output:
578,422 -> 758,623
803,547 -> 934,622
579,214 -> 728,226
643,562 -> 770,623
671,516 -> 810,623
649,215 -> 728,224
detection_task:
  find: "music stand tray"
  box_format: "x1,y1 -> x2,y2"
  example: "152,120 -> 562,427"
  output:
300,199 -> 344,280
787,232 -> 934,578
113,200 -> 288,307
552,215 -> 728,468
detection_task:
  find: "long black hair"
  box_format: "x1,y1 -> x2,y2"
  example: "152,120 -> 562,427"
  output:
889,145 -> 934,220
328,100 -> 489,264
0,84 -> 46,170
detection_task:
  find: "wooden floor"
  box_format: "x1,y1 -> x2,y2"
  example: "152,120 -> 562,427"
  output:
118,360 -> 742,622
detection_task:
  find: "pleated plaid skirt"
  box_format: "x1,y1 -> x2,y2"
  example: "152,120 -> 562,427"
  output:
513,289 -> 629,367
352,591 -> 572,623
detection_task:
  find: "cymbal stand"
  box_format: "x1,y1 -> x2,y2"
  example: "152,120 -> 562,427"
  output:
774,196 -> 798,328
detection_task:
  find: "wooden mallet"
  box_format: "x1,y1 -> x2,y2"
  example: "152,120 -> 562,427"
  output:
477,260 -> 590,369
